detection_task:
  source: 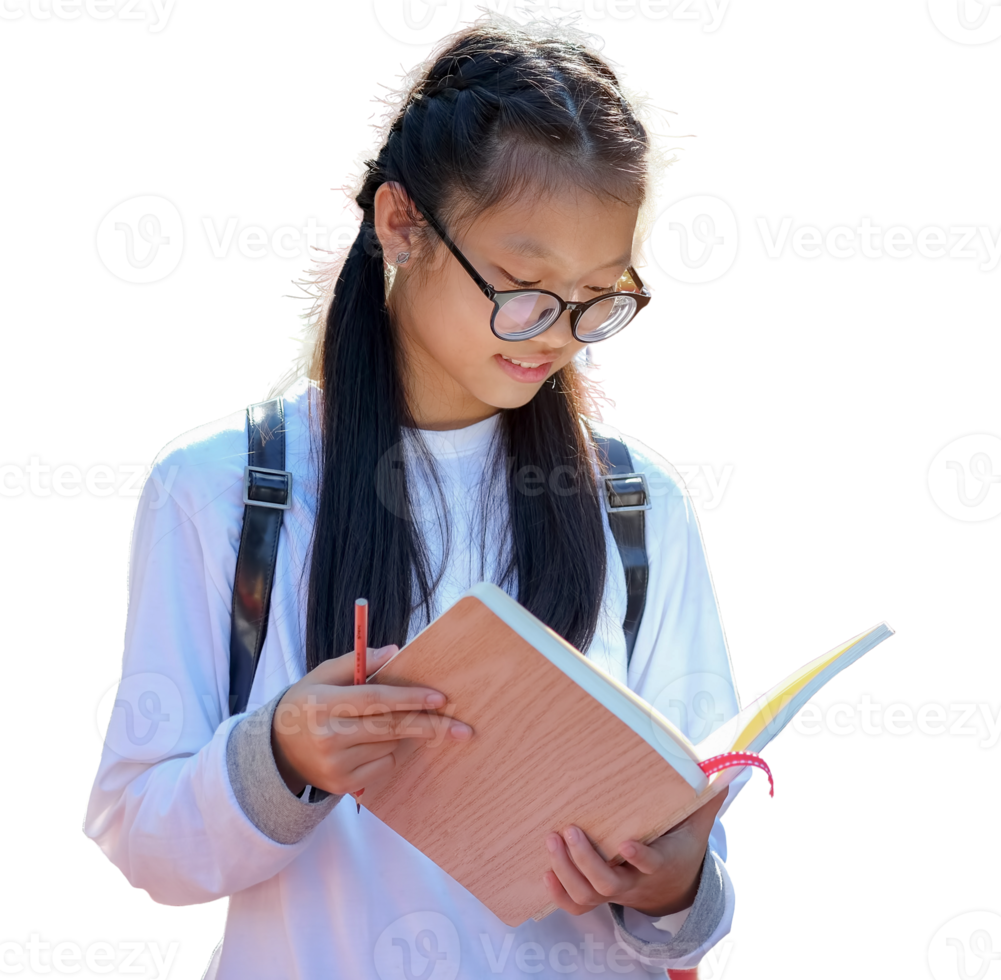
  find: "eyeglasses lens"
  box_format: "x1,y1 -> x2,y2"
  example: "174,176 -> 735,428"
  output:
493,292 -> 562,339
493,290 -> 640,342
575,294 -> 638,341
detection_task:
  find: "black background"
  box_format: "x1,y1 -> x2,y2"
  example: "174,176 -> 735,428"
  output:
1,0 -> 1001,976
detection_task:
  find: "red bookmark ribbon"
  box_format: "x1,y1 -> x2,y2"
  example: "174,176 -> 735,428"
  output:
697,751 -> 774,797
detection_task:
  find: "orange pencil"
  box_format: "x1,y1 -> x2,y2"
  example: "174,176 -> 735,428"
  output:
353,598 -> 368,813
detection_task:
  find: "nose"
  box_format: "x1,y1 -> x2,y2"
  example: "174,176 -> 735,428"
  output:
541,308 -> 578,348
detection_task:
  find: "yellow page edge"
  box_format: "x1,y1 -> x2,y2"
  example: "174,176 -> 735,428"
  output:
727,622 -> 896,756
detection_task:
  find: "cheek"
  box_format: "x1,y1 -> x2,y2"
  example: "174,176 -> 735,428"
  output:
411,271 -> 496,373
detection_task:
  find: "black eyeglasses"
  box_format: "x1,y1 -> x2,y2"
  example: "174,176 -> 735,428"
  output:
411,200 -> 652,343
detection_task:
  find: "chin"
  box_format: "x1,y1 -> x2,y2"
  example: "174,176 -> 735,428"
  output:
478,381 -> 548,411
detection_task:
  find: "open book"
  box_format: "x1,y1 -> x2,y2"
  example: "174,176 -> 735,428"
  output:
364,582 -> 894,926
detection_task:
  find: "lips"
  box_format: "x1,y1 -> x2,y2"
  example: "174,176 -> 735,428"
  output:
494,353 -> 554,383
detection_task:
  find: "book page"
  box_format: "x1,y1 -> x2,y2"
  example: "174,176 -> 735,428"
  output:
696,622 -> 896,759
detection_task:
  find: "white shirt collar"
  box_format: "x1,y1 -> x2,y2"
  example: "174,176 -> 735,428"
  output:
404,412 -> 502,458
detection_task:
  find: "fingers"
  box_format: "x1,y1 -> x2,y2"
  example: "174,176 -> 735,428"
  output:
274,702 -> 471,746
289,647 -> 454,725
618,837 -> 667,876
271,648 -> 472,799
316,745 -> 402,797
310,735 -> 437,797
542,868 -> 593,917
545,828 -> 632,907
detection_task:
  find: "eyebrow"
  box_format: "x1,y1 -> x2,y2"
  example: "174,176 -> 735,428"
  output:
500,237 -> 632,273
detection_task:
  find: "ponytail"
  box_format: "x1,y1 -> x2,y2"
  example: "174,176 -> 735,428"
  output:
305,221 -> 431,669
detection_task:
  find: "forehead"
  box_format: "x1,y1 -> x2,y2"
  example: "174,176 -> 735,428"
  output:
461,187 -> 639,271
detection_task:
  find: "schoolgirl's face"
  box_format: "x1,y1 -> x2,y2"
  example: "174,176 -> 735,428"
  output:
375,182 -> 639,431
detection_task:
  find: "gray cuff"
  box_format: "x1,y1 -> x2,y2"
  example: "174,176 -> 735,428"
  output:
225,687 -> 342,845
609,847 -> 726,960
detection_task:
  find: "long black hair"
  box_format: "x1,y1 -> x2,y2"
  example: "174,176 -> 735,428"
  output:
303,20 -> 649,670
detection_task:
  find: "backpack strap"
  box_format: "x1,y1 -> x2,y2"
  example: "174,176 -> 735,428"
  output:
229,398 -> 292,716
591,433 -> 651,667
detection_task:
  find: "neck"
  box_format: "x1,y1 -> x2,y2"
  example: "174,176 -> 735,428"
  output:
406,402 -> 500,432
395,314 -> 500,432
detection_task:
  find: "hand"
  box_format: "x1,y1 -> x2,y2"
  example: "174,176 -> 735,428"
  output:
543,788 -> 728,918
270,644 -> 472,797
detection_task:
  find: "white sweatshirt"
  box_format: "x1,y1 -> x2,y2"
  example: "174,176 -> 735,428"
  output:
84,375 -> 750,979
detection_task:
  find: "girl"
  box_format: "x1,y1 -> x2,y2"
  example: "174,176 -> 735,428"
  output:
85,18 -> 748,979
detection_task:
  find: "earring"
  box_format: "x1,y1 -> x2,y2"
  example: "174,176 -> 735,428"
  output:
396,251 -> 411,265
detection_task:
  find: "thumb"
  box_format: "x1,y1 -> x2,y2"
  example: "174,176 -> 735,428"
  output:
307,644 -> 400,687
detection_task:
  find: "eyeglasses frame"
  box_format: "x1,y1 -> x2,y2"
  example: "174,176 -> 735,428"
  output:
409,199 -> 653,343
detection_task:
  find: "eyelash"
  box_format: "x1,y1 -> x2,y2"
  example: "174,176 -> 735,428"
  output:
501,271 -> 615,293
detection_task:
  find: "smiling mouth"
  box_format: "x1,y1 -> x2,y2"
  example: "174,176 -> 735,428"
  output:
500,354 -> 553,368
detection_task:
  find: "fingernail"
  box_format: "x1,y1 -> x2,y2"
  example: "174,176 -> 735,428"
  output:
547,834 -> 560,853
425,693 -> 445,707
449,721 -> 472,739
565,827 -> 579,844
621,843 -> 636,858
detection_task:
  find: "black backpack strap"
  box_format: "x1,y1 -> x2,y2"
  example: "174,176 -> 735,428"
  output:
591,432 -> 650,667
229,398 -> 292,716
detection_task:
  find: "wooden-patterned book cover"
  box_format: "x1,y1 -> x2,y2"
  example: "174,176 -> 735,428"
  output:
363,591 -> 721,926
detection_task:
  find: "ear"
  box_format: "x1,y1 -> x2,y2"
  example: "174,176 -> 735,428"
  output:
373,182 -> 418,265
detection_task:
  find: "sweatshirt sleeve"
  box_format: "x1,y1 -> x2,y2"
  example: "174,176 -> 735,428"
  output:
610,845 -> 735,970
225,687 -> 342,844
82,445 -> 330,905
601,432 -> 751,972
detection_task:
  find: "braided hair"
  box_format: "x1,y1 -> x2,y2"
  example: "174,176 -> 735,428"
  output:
304,21 -> 650,670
